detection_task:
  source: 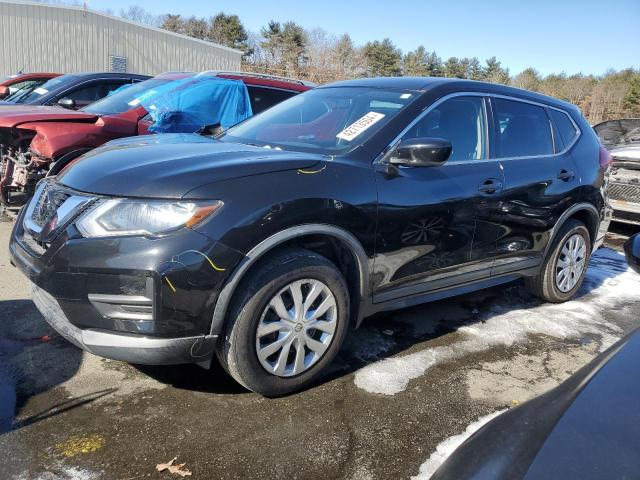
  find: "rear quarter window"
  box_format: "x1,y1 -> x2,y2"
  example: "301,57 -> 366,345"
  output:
493,98 -> 553,158
549,108 -> 579,152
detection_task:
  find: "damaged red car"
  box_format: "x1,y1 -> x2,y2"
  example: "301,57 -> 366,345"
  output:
0,71 -> 313,207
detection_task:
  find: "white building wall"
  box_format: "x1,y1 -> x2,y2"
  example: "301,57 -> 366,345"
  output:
0,0 -> 242,76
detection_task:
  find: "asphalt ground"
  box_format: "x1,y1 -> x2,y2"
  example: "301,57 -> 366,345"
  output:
0,220 -> 638,480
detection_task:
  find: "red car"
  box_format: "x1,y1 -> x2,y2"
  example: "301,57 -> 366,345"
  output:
0,71 -> 313,206
0,72 -> 61,101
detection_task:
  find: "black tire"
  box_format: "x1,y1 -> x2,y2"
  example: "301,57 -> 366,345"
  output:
525,219 -> 591,303
216,248 -> 350,396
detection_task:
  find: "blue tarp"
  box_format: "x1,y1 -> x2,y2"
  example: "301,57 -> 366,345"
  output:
138,76 -> 253,134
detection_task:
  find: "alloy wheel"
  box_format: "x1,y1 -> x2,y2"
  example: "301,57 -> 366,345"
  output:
555,233 -> 587,292
255,279 -> 337,377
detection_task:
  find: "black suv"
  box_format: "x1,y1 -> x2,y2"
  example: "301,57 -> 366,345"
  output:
9,77 -> 611,396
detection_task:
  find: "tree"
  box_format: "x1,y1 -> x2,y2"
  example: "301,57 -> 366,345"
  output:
362,39 -> 402,77
623,75 -> 640,116
209,13 -> 251,57
161,14 -> 184,34
403,46 -> 430,76
332,33 -> 362,79
260,21 -> 308,76
443,57 -> 466,78
512,67 -> 542,91
466,57 -> 484,80
424,51 -> 443,77
483,57 -> 510,84
119,5 -> 161,26
183,16 -> 208,40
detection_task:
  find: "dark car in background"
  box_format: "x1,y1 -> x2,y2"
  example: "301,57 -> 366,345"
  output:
10,77 -> 610,396
432,327 -> 640,480
594,118 -> 640,225
0,72 -> 61,101
0,71 -> 311,207
0,72 -> 150,109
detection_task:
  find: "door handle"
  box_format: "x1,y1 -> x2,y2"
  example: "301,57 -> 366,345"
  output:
478,178 -> 503,195
557,169 -> 575,181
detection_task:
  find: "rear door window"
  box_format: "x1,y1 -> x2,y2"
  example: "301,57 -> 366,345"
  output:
403,96 -> 487,162
247,86 -> 298,114
493,98 -> 553,158
549,108 -> 579,152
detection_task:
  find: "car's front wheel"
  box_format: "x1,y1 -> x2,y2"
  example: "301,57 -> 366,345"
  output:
216,248 -> 350,396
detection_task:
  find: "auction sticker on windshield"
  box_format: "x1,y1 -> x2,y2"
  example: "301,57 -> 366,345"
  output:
337,112 -> 385,141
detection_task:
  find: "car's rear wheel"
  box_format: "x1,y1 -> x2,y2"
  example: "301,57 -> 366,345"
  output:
216,248 -> 350,396
526,219 -> 591,302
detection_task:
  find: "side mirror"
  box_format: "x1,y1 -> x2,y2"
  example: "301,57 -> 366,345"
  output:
57,98 -> 76,109
389,137 -> 452,167
0,86 -> 10,100
624,233 -> 640,274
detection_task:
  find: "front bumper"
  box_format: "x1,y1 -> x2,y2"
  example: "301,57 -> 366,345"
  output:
31,281 -> 217,365
610,199 -> 640,225
10,190 -> 245,365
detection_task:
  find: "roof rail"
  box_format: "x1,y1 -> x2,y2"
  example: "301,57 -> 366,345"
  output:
198,70 -> 316,87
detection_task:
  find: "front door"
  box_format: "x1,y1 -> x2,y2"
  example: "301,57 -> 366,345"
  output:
372,95 -> 504,303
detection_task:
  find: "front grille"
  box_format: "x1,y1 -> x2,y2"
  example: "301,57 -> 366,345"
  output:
23,180 -> 93,248
608,182 -> 640,203
31,182 -> 70,228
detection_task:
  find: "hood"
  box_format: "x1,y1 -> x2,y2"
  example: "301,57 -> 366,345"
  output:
0,106 -> 99,128
57,134 -> 325,198
594,119 -> 640,148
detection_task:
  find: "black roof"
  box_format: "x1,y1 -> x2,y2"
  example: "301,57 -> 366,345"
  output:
321,76 -> 577,112
70,72 -> 150,80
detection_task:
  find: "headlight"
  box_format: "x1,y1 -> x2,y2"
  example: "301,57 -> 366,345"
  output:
76,199 -> 222,238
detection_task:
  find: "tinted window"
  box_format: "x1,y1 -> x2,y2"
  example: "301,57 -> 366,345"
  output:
493,98 -> 553,158
403,96 -> 487,162
247,86 -> 297,114
65,81 -> 129,103
549,109 -> 578,152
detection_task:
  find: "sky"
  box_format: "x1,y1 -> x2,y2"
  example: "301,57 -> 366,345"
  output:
87,0 -> 640,76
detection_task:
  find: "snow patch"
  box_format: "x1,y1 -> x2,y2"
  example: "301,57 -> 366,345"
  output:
13,466 -> 100,480
412,409 -> 507,479
355,248 -> 637,395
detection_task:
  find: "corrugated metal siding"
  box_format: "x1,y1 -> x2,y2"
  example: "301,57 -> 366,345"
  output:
0,1 -> 241,76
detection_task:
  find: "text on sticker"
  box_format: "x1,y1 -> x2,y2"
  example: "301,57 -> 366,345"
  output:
336,112 -> 385,142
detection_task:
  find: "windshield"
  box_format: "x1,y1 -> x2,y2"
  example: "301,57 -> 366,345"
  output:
81,78 -> 172,115
220,87 -> 418,154
16,74 -> 79,104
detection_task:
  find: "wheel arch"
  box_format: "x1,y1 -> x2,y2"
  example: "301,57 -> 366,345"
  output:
545,203 -> 600,256
210,224 -> 370,335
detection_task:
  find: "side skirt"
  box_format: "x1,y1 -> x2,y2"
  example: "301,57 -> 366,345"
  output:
362,265 -> 539,319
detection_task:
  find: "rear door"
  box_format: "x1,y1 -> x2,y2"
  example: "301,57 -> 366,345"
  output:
372,94 -> 505,302
490,97 -> 581,275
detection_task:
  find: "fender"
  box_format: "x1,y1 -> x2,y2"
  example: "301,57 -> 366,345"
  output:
544,202 -> 600,256
209,224 -> 370,335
